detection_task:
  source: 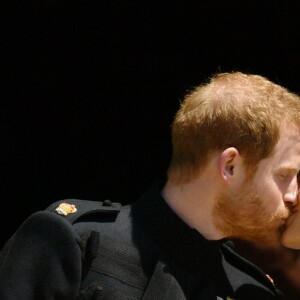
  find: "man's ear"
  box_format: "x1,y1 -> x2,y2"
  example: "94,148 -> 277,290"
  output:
217,147 -> 240,182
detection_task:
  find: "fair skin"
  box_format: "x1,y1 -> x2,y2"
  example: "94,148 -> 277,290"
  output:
282,197 -> 300,249
162,148 -> 247,239
162,124 -> 300,246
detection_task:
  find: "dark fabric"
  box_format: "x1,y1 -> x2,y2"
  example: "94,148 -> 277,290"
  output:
0,211 -> 82,300
131,183 -> 284,299
0,182 -> 285,299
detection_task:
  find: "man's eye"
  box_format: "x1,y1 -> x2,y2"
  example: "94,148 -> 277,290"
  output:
278,171 -> 300,183
280,173 -> 289,178
279,173 -> 293,182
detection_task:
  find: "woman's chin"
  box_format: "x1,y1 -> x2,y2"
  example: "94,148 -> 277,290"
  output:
282,235 -> 300,249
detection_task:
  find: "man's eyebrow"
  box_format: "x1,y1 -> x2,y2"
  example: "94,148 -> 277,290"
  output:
274,166 -> 299,173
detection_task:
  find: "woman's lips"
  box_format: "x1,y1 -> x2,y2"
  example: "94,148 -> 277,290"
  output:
285,211 -> 299,228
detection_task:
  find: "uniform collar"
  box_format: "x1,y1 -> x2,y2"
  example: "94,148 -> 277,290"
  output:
132,181 -> 231,271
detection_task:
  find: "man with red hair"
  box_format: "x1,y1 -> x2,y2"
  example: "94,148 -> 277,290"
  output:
1,72 -> 300,299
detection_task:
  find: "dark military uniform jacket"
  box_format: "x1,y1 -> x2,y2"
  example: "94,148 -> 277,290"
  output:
0,183 -> 284,299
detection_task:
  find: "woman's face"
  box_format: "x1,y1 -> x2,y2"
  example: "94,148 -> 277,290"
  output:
282,201 -> 300,249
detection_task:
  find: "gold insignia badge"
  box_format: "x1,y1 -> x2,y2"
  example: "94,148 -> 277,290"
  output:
55,202 -> 77,216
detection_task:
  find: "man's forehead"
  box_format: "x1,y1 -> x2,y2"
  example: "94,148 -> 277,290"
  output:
279,122 -> 300,141
276,128 -> 300,153
250,131 -> 300,177
267,130 -> 300,168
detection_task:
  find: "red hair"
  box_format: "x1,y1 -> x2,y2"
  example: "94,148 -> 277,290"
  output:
168,72 -> 300,184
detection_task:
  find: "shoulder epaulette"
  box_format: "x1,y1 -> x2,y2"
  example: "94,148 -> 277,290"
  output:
45,199 -> 121,224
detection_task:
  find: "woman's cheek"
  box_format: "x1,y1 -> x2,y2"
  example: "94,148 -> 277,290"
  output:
282,213 -> 300,249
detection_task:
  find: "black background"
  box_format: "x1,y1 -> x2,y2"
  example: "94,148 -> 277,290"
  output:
1,1 -> 300,247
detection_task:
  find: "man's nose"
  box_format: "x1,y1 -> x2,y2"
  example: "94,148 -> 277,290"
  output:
284,177 -> 299,207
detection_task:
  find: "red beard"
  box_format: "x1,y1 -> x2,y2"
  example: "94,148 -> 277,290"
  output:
213,184 -> 291,246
